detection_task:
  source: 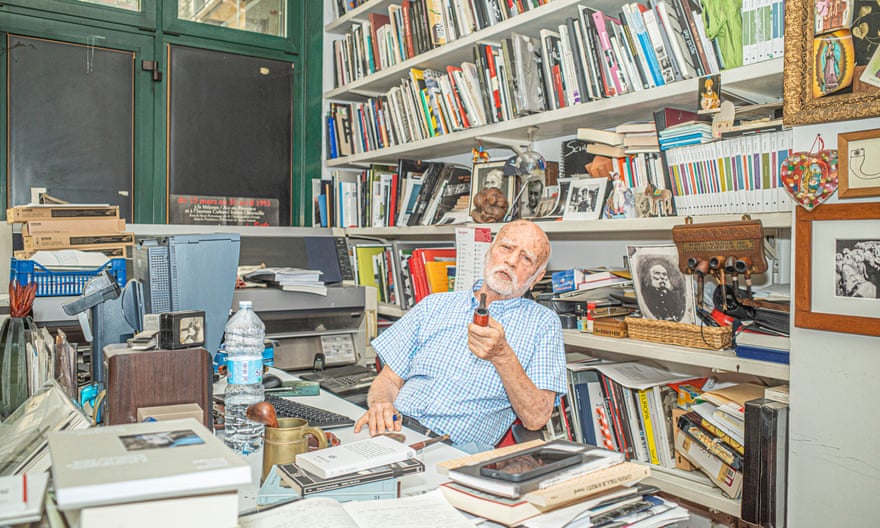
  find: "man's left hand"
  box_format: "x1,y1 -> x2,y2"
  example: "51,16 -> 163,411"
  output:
468,317 -> 513,363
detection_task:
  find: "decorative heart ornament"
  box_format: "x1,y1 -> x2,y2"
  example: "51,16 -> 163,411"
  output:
780,150 -> 838,211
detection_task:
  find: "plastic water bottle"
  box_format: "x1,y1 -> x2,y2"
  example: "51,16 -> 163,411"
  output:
223,300 -> 265,455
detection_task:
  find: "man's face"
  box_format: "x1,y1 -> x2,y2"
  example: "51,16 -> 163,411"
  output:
527,183 -> 541,208
650,264 -> 670,291
484,226 -> 546,298
485,170 -> 503,189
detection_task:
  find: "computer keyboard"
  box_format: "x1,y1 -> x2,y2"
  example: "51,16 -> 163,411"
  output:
300,364 -> 376,396
264,393 -> 355,429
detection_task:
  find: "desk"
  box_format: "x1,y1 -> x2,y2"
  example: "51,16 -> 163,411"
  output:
215,369 -> 465,514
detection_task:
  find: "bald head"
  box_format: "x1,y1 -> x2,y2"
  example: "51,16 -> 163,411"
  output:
494,220 -> 551,272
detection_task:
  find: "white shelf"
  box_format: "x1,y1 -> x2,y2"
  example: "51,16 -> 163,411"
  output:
377,302 -> 406,318
325,57 -> 783,167
563,330 -> 789,381
325,0 -> 397,34
344,211 -> 791,239
643,465 -> 741,517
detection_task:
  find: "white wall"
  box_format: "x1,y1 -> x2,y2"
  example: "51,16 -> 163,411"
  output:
788,119 -> 880,526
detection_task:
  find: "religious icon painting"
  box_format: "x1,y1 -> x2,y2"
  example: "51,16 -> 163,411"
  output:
814,0 -> 852,35
812,29 -> 855,97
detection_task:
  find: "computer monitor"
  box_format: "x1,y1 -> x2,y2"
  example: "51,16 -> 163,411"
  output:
133,233 -> 240,356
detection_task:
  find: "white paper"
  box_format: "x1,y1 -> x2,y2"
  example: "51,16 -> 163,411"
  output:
454,227 -> 492,292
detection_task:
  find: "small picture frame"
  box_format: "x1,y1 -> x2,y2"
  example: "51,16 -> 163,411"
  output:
628,245 -> 698,325
698,74 -> 721,111
469,160 -> 514,215
839,128 -> 880,198
563,177 -> 608,221
795,202 -> 880,337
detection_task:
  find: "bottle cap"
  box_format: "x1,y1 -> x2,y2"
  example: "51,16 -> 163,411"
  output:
239,300 -> 253,309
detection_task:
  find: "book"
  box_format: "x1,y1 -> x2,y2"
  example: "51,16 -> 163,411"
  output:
0,472 -> 49,526
742,398 -> 789,527
63,491 -> 238,528
522,461 -> 650,508
276,457 -> 424,496
260,465 -> 399,506
441,480 -> 650,528
674,430 -> 742,499
652,106 -> 703,131
576,127 -> 624,146
447,440 -> 624,499
48,418 -> 251,510
559,139 -> 596,179
238,489 -> 474,528
294,435 -> 417,479
735,328 -> 790,351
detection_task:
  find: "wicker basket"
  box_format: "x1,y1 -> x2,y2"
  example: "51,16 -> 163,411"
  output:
624,317 -> 732,350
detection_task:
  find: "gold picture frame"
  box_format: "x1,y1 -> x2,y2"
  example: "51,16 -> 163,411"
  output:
839,129 -> 880,198
794,202 -> 880,337
783,0 -> 880,125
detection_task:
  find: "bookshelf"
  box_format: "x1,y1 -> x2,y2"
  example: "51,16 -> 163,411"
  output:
324,0 -> 789,519
325,58 -> 782,166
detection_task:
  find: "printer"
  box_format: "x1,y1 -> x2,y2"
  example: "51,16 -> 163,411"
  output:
232,286 -> 366,371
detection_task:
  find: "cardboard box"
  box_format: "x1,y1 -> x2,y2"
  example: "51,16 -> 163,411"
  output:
7,205 -> 119,223
24,217 -> 126,235
23,232 -> 134,251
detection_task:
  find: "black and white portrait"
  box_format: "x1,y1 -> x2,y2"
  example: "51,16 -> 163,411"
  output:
563,177 -> 607,221
630,245 -> 697,324
469,160 -> 513,216
835,239 -> 880,299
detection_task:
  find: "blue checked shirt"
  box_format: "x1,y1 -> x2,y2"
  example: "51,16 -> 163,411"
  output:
371,286 -> 566,446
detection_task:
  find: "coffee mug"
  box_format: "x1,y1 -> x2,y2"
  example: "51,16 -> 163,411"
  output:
261,417 -> 327,483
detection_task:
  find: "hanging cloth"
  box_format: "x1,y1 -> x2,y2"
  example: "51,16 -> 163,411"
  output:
701,0 -> 744,68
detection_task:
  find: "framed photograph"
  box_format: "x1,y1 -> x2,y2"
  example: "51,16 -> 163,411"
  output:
562,177 -> 607,221
783,0 -> 880,125
839,129 -> 880,198
628,245 -> 697,325
469,160 -> 514,216
795,202 -> 880,337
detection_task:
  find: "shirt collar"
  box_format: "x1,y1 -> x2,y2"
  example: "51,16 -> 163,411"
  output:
469,280 -> 527,310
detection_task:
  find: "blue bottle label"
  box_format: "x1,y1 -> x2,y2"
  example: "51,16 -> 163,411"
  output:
227,358 -> 263,385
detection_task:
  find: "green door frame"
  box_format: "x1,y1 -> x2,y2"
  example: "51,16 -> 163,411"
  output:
0,0 -> 322,225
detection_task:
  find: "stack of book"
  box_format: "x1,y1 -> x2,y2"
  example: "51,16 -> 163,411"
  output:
48,418 -> 251,528
438,439 -> 688,527
243,267 -> 327,296
256,435 -> 425,506
267,457 -> 425,506
658,121 -> 713,150
734,328 -> 790,364
7,204 -> 131,259
674,383 -> 766,499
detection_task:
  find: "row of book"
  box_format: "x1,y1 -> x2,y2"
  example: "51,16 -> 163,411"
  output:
663,128 -> 794,216
326,1 -> 749,160
331,0 -> 551,86
352,241 -> 455,308
312,160 -> 471,228
741,0 -> 785,66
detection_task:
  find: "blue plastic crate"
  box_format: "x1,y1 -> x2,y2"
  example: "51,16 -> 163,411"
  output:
9,258 -> 127,297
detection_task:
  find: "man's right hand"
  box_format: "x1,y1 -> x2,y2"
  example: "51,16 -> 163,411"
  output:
353,401 -> 401,436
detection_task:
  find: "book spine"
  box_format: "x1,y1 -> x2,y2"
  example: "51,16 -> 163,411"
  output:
523,463 -> 650,508
637,389 -> 660,465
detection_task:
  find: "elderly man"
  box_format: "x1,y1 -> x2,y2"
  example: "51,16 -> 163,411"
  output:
354,220 -> 566,453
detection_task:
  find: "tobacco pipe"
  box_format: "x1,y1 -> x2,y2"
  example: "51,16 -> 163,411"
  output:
725,256 -> 740,302
246,401 -> 279,429
708,256 -> 728,311
687,258 -> 709,309
473,293 -> 489,326
735,257 -> 754,299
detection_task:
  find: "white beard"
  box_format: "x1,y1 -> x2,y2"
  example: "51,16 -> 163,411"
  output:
484,264 -> 529,297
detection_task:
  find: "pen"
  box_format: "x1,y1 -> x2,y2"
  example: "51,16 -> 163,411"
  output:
408,434 -> 450,451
